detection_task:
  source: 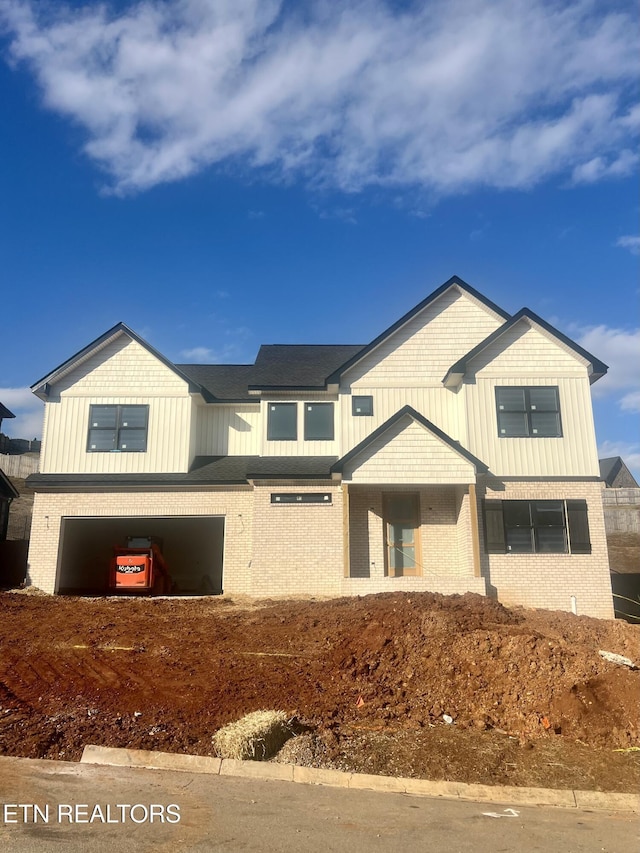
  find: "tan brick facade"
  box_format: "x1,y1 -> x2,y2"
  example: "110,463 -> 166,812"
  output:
28,478 -> 612,618
477,479 -> 613,619
248,483 -> 344,596
343,484 -> 487,597
28,489 -> 255,595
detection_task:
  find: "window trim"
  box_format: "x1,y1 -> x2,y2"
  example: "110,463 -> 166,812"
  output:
495,386 -> 562,438
304,402 -> 334,441
86,404 -> 149,453
267,402 -> 298,441
483,499 -> 591,555
352,395 -> 374,417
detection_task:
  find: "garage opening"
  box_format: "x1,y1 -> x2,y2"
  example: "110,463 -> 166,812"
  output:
57,516 -> 224,595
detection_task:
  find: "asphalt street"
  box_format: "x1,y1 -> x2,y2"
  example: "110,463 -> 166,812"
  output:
0,756 -> 637,853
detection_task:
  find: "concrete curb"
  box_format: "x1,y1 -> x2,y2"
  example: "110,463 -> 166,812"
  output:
80,745 -> 639,813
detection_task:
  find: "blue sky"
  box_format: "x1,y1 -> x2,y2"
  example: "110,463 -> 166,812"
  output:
0,0 -> 638,475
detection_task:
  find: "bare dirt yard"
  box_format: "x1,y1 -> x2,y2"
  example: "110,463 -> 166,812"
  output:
0,590 -> 638,792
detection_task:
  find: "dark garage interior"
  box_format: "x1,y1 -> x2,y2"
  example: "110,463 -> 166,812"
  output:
56,516 -> 224,595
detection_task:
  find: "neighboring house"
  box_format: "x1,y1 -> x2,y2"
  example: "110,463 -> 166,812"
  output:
0,402 -> 15,432
0,467 -> 19,540
26,275 -> 613,617
599,457 -> 639,489
0,402 -> 16,455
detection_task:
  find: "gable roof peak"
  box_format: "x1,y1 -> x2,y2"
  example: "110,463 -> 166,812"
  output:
30,322 -> 205,400
325,275 -> 510,385
443,307 -> 609,387
331,404 -> 489,476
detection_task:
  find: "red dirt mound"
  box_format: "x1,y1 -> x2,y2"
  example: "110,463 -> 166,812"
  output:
0,591 -> 638,789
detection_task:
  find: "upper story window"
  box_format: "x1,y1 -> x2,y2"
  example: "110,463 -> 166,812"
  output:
87,405 -> 148,453
304,403 -> 334,440
484,499 -> 591,554
267,403 -> 297,441
352,395 -> 373,416
495,387 -> 562,437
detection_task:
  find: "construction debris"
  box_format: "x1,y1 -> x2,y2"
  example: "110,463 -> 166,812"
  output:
598,650 -> 638,669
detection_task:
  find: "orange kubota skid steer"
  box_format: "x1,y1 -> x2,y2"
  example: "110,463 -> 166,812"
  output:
109,536 -> 172,594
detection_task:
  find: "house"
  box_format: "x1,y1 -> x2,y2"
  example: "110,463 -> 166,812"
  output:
0,402 -> 15,432
25,275 -> 614,618
0,402 -> 16,454
0,467 -> 19,540
599,457 -> 639,489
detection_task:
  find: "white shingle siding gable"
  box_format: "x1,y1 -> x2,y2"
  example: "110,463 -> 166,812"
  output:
342,416 -> 476,484
342,287 -> 503,386
52,336 -> 190,395
467,322 -> 589,377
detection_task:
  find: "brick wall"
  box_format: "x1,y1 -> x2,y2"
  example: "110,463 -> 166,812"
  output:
248,483 -> 344,596
478,479 -> 613,618
344,484 -> 486,596
27,479 -> 614,618
27,489 -> 254,595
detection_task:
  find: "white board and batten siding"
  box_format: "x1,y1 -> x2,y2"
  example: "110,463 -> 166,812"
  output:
342,416 -> 477,484
259,399 -> 339,457
195,404 -> 261,456
340,387 -> 464,457
464,323 -> 600,477
40,336 -> 193,474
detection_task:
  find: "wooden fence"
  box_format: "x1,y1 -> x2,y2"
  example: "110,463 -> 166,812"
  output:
0,454 -> 39,478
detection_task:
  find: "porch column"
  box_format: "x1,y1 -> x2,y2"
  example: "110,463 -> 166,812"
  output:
342,484 -> 350,578
468,483 -> 481,577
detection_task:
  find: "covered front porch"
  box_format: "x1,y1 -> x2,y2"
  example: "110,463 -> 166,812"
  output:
340,483 -> 487,596
332,405 -> 489,596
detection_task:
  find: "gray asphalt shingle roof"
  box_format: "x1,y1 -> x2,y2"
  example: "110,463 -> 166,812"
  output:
175,364 -> 256,402
176,345 -> 365,400
0,403 -> 16,420
26,456 -> 338,489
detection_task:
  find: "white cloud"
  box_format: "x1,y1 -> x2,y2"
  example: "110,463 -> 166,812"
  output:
0,388 -> 44,439
620,391 -> 640,413
616,235 -> 640,255
179,346 -> 216,361
571,149 -> 638,184
578,326 -> 640,396
179,339 -> 248,362
577,326 -> 640,428
1,0 -> 638,196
